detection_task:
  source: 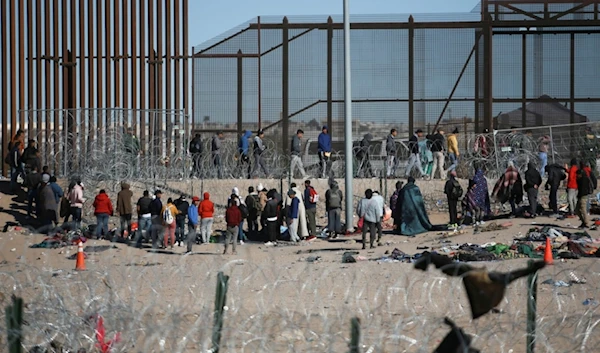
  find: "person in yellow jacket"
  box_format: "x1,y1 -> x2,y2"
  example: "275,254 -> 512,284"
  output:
161,198 -> 180,249
447,128 -> 460,172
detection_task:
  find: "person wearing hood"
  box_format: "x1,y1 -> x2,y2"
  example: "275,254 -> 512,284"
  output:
566,158 -> 579,218
462,179 -> 483,225
38,173 -> 58,230
325,181 -> 343,238
186,196 -> 201,253
252,130 -> 269,178
174,195 -> 190,246
264,189 -> 280,243
199,192 -> 215,244
544,163 -> 567,216
117,182 -> 134,238
290,129 -> 308,179
398,177 -> 432,236
357,133 -> 374,178
285,183 -> 308,239
524,162 -> 542,218
444,170 -> 461,227
318,125 -> 332,179
93,189 -> 114,239
245,186 -> 260,239
238,130 -> 253,179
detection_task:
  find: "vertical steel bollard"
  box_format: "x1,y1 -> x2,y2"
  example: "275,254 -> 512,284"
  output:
211,272 -> 229,353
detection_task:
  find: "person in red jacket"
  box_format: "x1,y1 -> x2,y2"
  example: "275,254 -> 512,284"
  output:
198,192 -> 215,244
224,198 -> 242,255
93,189 -> 114,239
566,159 -> 579,218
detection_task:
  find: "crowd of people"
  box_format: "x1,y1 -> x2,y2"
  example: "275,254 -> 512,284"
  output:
5,124 -> 600,253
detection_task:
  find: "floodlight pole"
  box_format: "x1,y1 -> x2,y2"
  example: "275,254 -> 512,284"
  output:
343,0 -> 354,231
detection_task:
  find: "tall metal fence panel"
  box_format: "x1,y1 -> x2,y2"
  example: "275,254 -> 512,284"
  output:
192,1 -> 600,172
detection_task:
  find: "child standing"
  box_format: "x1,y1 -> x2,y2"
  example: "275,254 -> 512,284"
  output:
224,199 -> 242,255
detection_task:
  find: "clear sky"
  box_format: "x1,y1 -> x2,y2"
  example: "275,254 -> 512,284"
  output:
188,0 -> 479,46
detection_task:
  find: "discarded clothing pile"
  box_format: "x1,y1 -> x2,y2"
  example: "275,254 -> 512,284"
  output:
30,231 -> 87,249
478,222 -> 509,233
515,226 -> 600,258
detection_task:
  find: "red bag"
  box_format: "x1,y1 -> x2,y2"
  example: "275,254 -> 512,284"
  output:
357,217 -> 364,230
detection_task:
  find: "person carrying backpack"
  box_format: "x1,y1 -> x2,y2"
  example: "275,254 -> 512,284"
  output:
161,197 -> 180,249
444,170 -> 462,228
245,186 -> 260,239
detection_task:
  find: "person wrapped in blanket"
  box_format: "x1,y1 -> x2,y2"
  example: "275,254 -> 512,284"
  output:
462,179 -> 484,226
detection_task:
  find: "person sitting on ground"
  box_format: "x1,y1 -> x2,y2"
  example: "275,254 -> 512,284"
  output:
398,177 -> 432,236
93,189 -> 114,239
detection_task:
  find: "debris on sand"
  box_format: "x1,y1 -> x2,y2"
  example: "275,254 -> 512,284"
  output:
125,261 -> 162,267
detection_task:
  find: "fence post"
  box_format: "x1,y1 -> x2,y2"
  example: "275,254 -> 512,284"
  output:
349,317 -> 361,353
549,126 -> 555,164
211,271 -> 230,353
6,295 -> 24,353
493,130 -> 500,172
526,260 -> 539,353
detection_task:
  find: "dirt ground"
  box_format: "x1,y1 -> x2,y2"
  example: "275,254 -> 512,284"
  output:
0,178 -> 599,353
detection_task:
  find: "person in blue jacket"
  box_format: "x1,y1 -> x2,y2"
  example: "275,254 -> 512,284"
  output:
238,130 -> 253,179
186,196 -> 200,253
318,126 -> 332,179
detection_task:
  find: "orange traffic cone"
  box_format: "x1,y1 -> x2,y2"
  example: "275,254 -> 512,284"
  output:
544,237 -> 554,265
75,241 -> 86,270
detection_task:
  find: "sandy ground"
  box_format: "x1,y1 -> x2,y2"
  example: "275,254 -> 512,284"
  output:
0,178 -> 599,353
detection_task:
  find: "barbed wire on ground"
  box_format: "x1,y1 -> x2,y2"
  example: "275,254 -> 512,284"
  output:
0,250 -> 598,352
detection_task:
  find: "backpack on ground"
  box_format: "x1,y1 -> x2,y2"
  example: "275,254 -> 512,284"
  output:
163,207 -> 174,225
450,180 -> 463,200
308,187 -> 319,204
239,203 -> 249,219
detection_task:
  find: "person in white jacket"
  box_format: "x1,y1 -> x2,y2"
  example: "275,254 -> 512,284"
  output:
284,183 -> 308,239
372,191 -> 385,245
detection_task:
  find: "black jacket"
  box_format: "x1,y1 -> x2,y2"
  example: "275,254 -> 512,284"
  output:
427,133 -> 445,153
174,198 -> 189,220
524,163 -> 542,191
149,198 -> 163,216
408,134 -> 419,154
577,169 -> 593,197
545,163 -> 566,187
444,176 -> 460,200
263,199 -> 278,219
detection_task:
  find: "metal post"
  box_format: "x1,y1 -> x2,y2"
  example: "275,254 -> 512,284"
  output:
327,16 -> 333,136
0,0 -> 7,176
139,0 -> 146,151
9,0 -> 17,138
522,33 -> 527,127
549,126 -> 555,164
408,15 -> 414,135
282,17 -> 289,153
526,260 -> 539,353
483,13 -> 494,130
53,0 -> 60,172
237,50 -> 243,138
44,0 -> 51,163
343,0 -> 353,231
17,0 -> 25,130
474,29 -> 480,132
257,16 -> 262,129
96,0 -> 103,151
